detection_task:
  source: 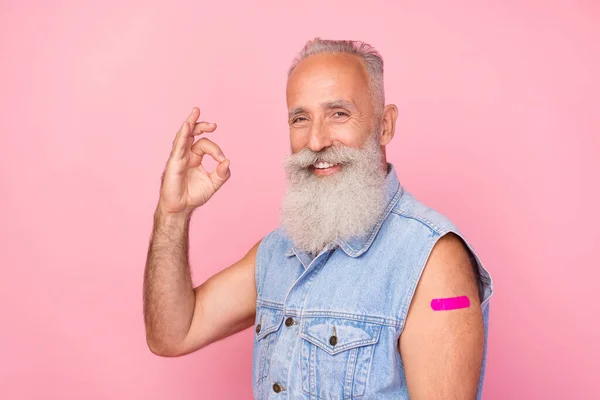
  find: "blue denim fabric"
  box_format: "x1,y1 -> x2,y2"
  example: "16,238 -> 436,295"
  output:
252,163 -> 494,399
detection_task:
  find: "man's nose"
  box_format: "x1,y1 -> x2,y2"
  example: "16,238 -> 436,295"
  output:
306,121 -> 333,152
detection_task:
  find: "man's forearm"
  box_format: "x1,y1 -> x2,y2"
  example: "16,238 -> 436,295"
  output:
143,207 -> 196,354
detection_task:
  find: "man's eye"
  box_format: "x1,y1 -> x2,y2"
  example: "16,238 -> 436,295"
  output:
334,111 -> 348,117
293,117 -> 307,123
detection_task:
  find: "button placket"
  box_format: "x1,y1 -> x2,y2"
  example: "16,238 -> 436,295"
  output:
269,248 -> 332,398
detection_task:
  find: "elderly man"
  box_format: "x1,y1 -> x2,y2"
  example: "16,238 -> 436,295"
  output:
143,38 -> 494,399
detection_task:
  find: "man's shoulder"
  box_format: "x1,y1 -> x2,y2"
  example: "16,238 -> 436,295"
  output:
389,189 -> 461,237
257,226 -> 293,255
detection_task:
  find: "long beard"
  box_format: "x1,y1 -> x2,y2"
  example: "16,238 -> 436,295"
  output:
280,133 -> 388,256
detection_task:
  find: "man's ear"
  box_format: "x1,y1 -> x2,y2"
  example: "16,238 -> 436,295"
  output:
379,104 -> 398,146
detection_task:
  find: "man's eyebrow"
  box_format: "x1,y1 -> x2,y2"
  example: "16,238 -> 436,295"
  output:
288,107 -> 305,119
322,100 -> 356,110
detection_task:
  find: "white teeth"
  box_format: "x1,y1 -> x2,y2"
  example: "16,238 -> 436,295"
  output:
313,161 -> 336,169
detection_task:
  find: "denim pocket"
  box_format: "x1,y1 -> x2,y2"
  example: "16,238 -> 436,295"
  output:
253,306 -> 284,384
299,316 -> 382,399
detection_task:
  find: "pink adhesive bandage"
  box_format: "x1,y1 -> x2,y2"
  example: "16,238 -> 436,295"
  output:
430,295 -> 470,311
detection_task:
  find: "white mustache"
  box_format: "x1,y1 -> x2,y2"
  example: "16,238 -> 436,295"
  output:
284,144 -> 362,170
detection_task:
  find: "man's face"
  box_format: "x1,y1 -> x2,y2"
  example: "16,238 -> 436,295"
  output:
286,52 -> 379,175
280,53 -> 390,256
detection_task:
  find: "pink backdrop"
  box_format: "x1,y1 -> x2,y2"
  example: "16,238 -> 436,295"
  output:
1,1 -> 598,399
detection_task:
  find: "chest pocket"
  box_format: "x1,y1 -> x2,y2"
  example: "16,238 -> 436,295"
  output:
253,306 -> 284,384
299,316 -> 382,399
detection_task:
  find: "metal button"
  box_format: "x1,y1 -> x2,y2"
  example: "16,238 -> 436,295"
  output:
330,326 -> 338,346
285,317 -> 295,327
256,316 -> 262,334
273,383 -> 285,393
329,335 -> 338,346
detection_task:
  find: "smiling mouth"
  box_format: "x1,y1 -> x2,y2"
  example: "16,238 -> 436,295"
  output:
312,161 -> 340,170
310,161 -> 342,176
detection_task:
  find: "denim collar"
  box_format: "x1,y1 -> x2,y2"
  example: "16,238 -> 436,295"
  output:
285,162 -> 403,259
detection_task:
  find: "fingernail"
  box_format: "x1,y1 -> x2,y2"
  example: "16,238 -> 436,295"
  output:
219,154 -> 225,162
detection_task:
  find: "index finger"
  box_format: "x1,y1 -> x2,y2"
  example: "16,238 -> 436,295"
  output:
177,107 -> 202,141
171,107 -> 202,157
185,107 -> 201,127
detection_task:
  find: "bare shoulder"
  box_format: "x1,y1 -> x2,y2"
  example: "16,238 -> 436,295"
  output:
401,231 -> 483,334
238,237 -> 263,265
404,232 -> 482,324
419,232 -> 480,298
200,237 -> 262,286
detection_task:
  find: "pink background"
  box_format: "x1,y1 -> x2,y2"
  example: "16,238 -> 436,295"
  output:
1,1 -> 598,399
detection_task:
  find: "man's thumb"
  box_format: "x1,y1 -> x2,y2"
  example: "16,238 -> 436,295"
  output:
211,159 -> 231,189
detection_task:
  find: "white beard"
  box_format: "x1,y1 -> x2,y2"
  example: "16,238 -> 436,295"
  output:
280,132 -> 389,256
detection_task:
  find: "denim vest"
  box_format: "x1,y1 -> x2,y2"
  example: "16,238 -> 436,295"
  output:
252,163 -> 494,400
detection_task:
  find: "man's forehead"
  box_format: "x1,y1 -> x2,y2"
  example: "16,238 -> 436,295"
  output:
288,54 -> 368,87
286,54 -> 370,110
289,52 -> 367,79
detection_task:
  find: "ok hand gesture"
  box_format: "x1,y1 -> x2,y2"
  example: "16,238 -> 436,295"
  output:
158,107 -> 231,216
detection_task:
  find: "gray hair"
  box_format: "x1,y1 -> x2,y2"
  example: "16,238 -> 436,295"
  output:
287,37 -> 385,115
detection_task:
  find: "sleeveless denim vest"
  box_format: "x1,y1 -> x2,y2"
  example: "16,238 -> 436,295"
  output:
252,163 -> 494,400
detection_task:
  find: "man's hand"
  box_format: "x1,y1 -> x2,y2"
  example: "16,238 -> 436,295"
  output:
159,107 -> 231,216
